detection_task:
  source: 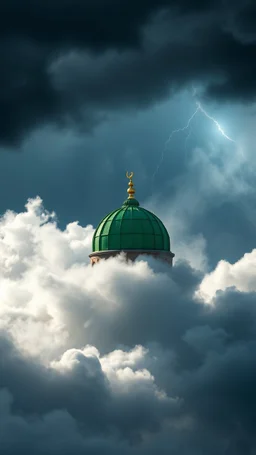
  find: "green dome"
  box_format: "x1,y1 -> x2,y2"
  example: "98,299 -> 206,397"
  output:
92,197 -> 170,253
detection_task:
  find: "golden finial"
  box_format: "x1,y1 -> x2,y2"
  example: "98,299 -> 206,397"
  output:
126,171 -> 135,199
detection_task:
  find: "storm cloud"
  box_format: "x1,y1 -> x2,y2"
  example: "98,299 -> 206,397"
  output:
1,198 -> 256,454
1,0 -> 256,145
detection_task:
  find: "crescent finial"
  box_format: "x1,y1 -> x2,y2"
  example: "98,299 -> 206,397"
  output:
126,171 -> 134,180
126,171 -> 135,199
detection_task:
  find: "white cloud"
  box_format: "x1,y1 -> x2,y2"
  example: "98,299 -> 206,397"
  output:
198,248 -> 256,302
2,198 -> 256,454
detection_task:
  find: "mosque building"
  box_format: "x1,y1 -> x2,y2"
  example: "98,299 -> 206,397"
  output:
89,172 -> 174,266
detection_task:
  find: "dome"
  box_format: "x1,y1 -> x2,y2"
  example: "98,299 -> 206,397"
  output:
92,192 -> 171,254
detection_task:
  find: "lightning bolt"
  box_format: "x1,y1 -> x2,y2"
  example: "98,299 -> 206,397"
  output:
196,102 -> 235,143
152,104 -> 201,182
152,95 -> 236,185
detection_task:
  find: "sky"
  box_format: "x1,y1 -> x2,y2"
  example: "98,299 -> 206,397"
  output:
1,1 -> 256,454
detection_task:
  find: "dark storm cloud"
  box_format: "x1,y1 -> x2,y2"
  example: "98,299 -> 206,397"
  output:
2,258 -> 256,454
0,0 -> 255,146
0,334 -> 177,442
0,0 -> 218,49
232,2 -> 256,40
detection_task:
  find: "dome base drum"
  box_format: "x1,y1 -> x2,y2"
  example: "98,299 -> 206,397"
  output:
89,249 -> 175,266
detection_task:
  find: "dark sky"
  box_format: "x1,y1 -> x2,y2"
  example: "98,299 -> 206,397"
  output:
1,0 -> 256,270
1,3 -> 256,454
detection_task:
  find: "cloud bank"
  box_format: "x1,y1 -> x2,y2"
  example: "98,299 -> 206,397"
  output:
1,197 -> 256,454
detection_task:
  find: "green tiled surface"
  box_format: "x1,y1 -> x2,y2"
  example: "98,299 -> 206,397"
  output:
92,197 -> 170,252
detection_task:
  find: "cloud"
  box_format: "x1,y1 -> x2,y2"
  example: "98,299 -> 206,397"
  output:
1,197 -> 256,453
199,248 -> 256,302
0,197 -> 199,358
1,0 -> 256,146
